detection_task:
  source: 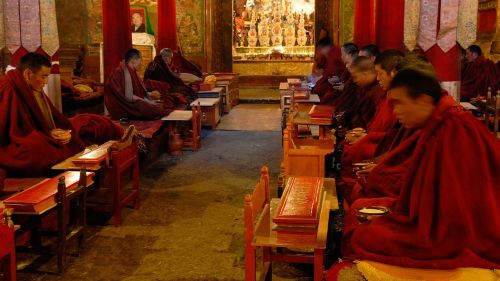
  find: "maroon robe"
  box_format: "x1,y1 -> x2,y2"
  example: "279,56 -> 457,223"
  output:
341,93 -> 398,165
69,114 -> 124,146
313,46 -> 346,98
320,70 -> 352,105
105,62 -> 174,120
345,95 -> 500,269
345,80 -> 385,129
171,50 -> 203,78
0,70 -> 84,177
460,55 -> 499,101
144,55 -> 195,99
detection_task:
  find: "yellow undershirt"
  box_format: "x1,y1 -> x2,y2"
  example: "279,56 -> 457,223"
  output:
32,90 -> 56,130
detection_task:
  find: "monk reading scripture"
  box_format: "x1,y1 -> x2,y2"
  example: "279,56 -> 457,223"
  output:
105,48 -> 176,120
342,68 -> 500,269
0,53 -> 122,177
460,45 -> 499,101
144,48 -> 196,101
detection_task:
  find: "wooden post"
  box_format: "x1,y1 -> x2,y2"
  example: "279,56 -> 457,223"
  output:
57,176 -> 67,274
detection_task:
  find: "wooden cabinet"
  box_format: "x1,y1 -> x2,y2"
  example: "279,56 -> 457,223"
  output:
133,44 -> 155,79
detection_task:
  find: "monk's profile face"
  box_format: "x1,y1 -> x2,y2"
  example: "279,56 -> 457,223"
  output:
162,54 -> 173,65
389,86 -> 435,129
319,45 -> 331,57
129,56 -> 142,70
23,66 -> 51,92
374,64 -> 395,90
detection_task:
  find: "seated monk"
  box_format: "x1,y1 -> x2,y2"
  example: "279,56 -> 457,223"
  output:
341,50 -> 404,165
358,44 -> 380,62
0,53 -> 122,177
144,48 -> 196,101
339,68 -> 500,270
320,44 -> 359,105
461,44 -> 499,101
105,48 -> 177,120
312,37 -> 346,99
343,56 -> 385,130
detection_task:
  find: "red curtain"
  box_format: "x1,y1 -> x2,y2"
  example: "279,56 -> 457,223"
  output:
157,0 -> 178,51
354,0 -> 376,46
102,0 -> 132,81
375,0 -> 405,52
425,45 -> 461,81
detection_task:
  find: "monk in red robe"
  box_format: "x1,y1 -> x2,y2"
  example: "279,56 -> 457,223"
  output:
144,48 -> 196,101
358,44 -> 380,62
171,48 -> 203,78
312,38 -> 346,99
340,68 -> 500,270
0,53 -> 121,177
341,50 -> 403,165
320,44 -> 359,105
343,56 -> 385,129
105,48 -> 176,120
460,45 -> 499,101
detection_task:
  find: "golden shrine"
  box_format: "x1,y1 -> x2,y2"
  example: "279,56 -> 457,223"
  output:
232,0 -> 315,76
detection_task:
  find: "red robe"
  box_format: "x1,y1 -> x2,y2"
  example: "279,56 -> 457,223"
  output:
345,80 -> 385,129
0,70 -> 84,177
341,93 -> 398,165
171,50 -> 203,78
105,62 -> 175,120
144,55 -> 195,99
69,114 -> 124,146
313,46 -> 346,99
320,70 -> 352,105
345,95 -> 500,269
460,55 -> 499,101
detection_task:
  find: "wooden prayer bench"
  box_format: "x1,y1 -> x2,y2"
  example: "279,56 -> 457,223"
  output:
283,125 -> 334,178
0,209 -> 16,281
87,141 -> 140,227
162,105 -> 203,153
5,170 -> 92,274
190,98 -> 221,129
213,72 -> 239,109
244,167 -> 338,281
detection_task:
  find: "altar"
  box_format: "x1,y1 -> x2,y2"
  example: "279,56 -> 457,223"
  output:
232,0 -> 315,76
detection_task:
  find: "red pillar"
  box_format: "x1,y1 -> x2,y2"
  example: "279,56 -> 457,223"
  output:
102,0 -> 132,81
157,0 -> 178,51
375,0 -> 405,52
354,0 -> 376,47
425,45 -> 461,100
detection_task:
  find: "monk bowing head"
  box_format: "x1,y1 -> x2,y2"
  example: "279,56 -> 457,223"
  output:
466,45 -> 482,62
125,48 -> 142,71
160,48 -> 174,65
389,69 -> 442,129
350,56 -> 376,87
316,37 -> 333,57
18,53 -> 51,92
374,49 -> 404,90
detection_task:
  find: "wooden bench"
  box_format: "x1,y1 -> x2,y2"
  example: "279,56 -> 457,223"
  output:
162,105 -> 202,152
190,98 -> 221,129
244,167 -> 338,281
0,209 -> 15,281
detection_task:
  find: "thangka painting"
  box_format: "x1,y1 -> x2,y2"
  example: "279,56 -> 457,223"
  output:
176,0 -> 205,56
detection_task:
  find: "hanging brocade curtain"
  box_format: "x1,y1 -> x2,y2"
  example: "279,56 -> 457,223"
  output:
4,0 -> 21,54
417,0 -> 439,51
40,0 -> 59,56
436,0 -> 459,52
403,0 -> 420,51
457,0 -> 478,49
19,0 -> 41,52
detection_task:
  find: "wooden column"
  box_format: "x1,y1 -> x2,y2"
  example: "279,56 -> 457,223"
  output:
375,0 -> 405,52
157,0 -> 178,51
102,0 -> 132,80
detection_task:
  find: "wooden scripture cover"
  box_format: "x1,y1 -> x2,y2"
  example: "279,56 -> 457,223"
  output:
273,177 -> 324,226
308,105 -> 335,119
72,140 -> 116,166
4,171 -> 94,214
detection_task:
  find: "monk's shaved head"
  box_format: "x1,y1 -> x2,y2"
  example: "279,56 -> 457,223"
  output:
374,50 -> 404,73
396,53 -> 437,78
390,68 -> 442,103
350,56 -> 374,73
18,53 -> 51,73
160,48 -> 173,58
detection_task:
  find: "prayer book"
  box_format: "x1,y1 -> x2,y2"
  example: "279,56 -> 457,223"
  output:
4,171 -> 94,214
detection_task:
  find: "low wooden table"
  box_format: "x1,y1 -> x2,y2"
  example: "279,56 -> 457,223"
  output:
253,178 -> 337,281
190,98 -> 221,129
292,110 -> 332,140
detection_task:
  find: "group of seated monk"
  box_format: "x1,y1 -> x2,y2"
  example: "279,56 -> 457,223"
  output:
460,44 -> 499,101
308,40 -> 500,277
105,48 -> 200,121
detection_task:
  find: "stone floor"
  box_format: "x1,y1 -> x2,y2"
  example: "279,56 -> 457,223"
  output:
217,104 -> 281,132
239,86 -> 280,102
16,104 -> 316,281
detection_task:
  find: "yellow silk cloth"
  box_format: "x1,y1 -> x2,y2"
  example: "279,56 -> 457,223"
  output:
32,90 -> 56,130
356,260 -> 499,281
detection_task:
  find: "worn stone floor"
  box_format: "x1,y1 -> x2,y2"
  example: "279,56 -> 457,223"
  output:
16,104 -> 315,281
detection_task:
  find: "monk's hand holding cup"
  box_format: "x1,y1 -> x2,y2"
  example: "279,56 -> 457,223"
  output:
355,163 -> 376,178
50,129 -> 72,145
